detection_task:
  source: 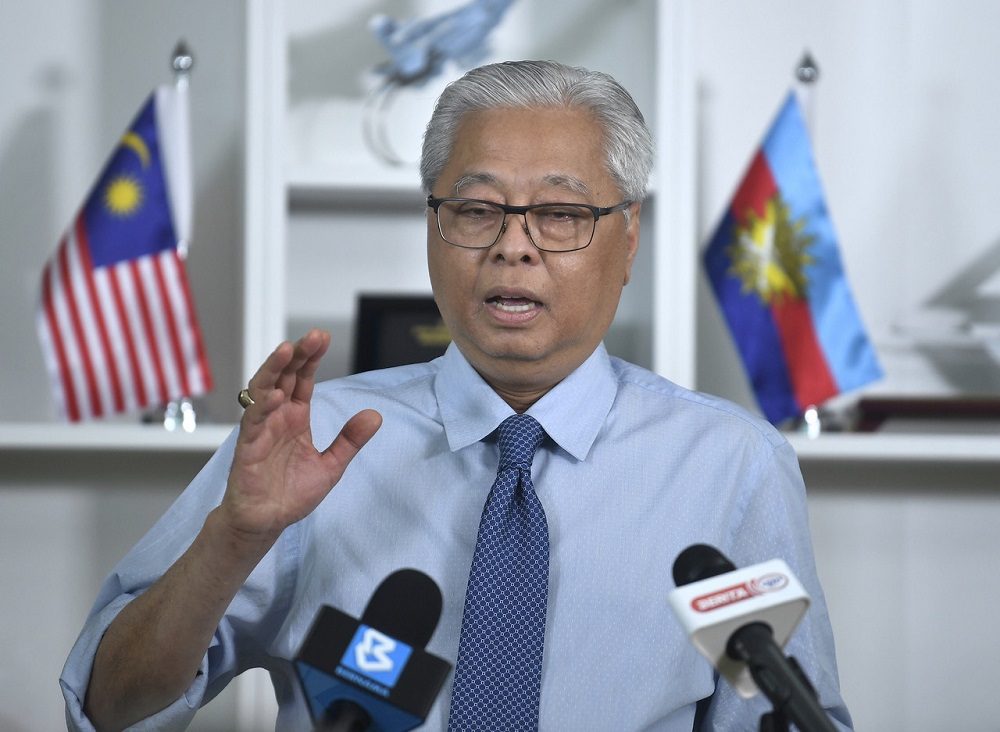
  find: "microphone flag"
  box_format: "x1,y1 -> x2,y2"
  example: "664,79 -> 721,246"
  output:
36,84 -> 212,422
296,606 -> 451,731
669,555 -> 810,698
703,91 -> 881,425
295,569 -> 451,731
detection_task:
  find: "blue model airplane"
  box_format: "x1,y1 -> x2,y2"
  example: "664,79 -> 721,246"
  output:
369,0 -> 516,87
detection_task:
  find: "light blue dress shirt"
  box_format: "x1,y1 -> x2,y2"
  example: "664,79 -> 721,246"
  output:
62,343 -> 853,731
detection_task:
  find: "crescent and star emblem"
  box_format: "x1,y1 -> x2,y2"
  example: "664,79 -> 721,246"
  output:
102,132 -> 152,217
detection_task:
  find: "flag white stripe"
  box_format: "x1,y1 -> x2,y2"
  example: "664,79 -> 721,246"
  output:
136,256 -> 181,400
66,229 -> 118,417
49,250 -> 93,420
151,252 -> 187,398
113,262 -> 161,407
92,267 -> 140,413
159,250 -> 206,395
38,264 -> 72,420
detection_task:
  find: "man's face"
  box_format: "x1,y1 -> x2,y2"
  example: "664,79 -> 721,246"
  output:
427,106 -> 640,399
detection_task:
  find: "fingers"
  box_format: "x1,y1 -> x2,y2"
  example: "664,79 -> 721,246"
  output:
244,329 -> 329,409
286,329 -> 329,404
320,409 -> 383,476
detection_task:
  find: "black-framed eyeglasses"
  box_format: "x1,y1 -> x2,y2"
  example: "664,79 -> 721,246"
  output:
427,195 -> 632,253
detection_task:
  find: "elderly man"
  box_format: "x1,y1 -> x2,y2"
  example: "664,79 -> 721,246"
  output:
62,60 -> 853,731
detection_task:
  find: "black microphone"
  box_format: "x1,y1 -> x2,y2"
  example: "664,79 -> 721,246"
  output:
669,544 -> 837,732
294,569 -> 452,732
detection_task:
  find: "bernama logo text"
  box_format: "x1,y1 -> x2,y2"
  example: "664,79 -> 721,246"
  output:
690,573 -> 789,613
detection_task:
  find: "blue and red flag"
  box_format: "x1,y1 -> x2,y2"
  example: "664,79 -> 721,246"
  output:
37,85 -> 212,421
703,91 -> 881,425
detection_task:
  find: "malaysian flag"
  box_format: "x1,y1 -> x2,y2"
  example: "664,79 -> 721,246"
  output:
37,85 -> 212,422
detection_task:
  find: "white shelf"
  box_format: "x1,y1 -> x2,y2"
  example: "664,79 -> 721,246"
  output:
0,422 -> 235,453
247,0 -> 1000,473
286,167 -> 661,207
3,420 -> 995,464
287,162 -> 422,198
787,432 -> 1000,463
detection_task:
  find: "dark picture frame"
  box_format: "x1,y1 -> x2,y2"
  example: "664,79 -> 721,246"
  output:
351,294 -> 451,374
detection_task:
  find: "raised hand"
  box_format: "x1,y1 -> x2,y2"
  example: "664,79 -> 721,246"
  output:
221,328 -> 382,546
84,330 -> 382,731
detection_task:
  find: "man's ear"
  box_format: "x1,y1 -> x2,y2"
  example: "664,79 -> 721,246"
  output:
623,202 -> 641,286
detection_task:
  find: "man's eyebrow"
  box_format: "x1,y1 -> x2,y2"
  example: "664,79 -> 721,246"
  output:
452,173 -> 498,195
451,173 -> 591,197
541,174 -> 590,197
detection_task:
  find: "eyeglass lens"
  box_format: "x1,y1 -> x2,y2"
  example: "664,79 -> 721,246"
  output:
437,200 -> 597,251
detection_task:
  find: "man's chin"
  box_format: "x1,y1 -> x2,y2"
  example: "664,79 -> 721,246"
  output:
459,338 -> 589,387
461,337 -> 547,366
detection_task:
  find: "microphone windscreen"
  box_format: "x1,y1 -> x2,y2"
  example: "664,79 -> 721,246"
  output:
672,543 -> 737,587
361,568 -> 443,649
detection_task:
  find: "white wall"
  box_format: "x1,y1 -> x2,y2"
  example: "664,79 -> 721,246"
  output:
804,457 -> 1000,730
0,449 -> 247,731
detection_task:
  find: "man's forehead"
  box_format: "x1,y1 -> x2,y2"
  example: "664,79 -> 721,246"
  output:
435,106 -> 612,197
449,172 -> 591,197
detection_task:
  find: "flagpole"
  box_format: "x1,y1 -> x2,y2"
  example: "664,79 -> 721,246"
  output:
165,40 -> 198,434
173,40 -> 193,88
794,51 -> 819,138
795,52 -> 823,438
171,40 -> 193,262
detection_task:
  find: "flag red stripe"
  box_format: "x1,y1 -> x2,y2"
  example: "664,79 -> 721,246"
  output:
730,151 -> 778,221
129,260 -> 169,405
187,258 -> 215,391
107,267 -> 148,408
735,151 -> 838,410
75,217 -> 126,412
170,249 -> 214,392
771,298 -> 838,408
152,253 -> 191,397
41,258 -> 81,421
58,239 -> 103,418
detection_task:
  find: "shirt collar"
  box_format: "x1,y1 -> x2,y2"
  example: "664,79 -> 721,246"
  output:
435,342 -> 617,462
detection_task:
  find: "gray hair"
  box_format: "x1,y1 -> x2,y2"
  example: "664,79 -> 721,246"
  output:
419,60 -> 654,204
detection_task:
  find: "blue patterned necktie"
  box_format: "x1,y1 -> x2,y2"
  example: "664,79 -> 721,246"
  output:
447,413 -> 549,731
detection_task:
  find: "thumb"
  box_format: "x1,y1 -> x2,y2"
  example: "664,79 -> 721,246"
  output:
320,409 -> 383,476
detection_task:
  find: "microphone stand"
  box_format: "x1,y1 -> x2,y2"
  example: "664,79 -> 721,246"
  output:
760,710 -> 789,732
757,655 -> 817,732
316,699 -> 372,732
726,622 -> 838,732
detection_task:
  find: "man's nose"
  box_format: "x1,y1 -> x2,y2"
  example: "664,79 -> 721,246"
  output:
493,214 -> 538,260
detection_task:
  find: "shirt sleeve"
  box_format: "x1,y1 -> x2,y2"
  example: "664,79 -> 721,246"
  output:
699,437 -> 855,731
59,428 -> 299,732
61,592 -> 210,731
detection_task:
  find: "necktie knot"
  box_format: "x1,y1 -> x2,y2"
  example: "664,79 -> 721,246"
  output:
497,413 -> 544,471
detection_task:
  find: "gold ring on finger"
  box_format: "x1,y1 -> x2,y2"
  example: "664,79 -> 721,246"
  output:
237,388 -> 255,409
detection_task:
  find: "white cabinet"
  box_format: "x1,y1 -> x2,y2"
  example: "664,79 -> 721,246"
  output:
242,0 -> 1000,457
3,2 -> 998,445
241,0 -> 698,389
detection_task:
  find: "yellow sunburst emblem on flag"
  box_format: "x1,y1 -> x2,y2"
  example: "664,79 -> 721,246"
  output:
103,175 -> 144,217
726,193 -> 815,304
